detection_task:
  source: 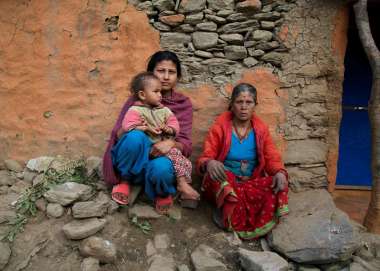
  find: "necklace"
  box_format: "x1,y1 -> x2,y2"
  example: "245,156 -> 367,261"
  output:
232,122 -> 251,143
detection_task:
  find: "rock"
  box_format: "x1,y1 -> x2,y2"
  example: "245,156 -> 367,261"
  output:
86,156 -> 102,178
176,24 -> 194,33
26,156 -> 55,172
46,203 -> 65,218
195,22 -> 217,31
256,41 -> 279,50
184,12 -> 204,25
192,32 -> 218,49
298,265 -> 321,271
225,232 -> 243,246
128,204 -> 162,219
154,22 -> 172,31
213,52 -> 225,57
32,174 -> 44,186
152,0 -> 175,12
146,240 -> 157,257
284,140 -> 327,164
137,1 -> 153,11
220,33 -> 244,44
80,236 -> 117,263
63,218 -> 107,240
261,21 -> 275,29
261,52 -> 286,66
191,244 -> 227,271
0,170 -> 16,186
4,159 -> 23,172
81,257 -> 100,271
224,45 -> 247,60
218,20 -> 260,34
0,186 -> 8,194
179,0 -> 206,13
35,198 -> 47,212
349,262 -> 367,271
254,11 -> 281,21
154,234 -> 170,250
177,264 -> 191,271
253,30 -> 273,41
23,170 -> 37,183
161,33 -> 191,47
107,200 -> 119,214
194,50 -> 214,58
248,48 -> 265,57
243,57 -> 259,67
10,180 -> 30,194
238,248 -> 288,271
72,192 -> 109,218
226,13 -> 249,22
216,9 -> 234,17
267,190 -> 360,264
0,210 -> 16,224
0,242 -> 11,270
205,14 -> 226,24
159,14 -> 185,26
207,0 -> 234,11
236,0 -> 262,13
148,254 -> 176,271
43,182 -> 93,206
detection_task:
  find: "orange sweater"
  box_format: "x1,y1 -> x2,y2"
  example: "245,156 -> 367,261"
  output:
197,111 -> 286,178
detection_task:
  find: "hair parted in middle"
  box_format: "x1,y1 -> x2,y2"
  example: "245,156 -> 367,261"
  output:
228,83 -> 258,110
130,71 -> 159,97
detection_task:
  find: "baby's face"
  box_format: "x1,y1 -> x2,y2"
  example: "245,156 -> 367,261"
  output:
142,78 -> 162,107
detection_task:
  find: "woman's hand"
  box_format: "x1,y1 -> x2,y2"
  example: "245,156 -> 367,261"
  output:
272,172 -> 287,194
207,160 -> 227,182
150,139 -> 175,157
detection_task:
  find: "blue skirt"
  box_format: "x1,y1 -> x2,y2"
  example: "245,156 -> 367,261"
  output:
111,130 -> 176,200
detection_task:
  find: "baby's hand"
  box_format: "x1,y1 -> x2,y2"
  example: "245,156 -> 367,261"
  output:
161,125 -> 174,135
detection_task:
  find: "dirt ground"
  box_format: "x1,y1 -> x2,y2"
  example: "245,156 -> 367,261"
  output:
0,187 -> 261,271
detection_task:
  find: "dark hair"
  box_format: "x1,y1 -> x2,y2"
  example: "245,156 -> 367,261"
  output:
229,83 -> 258,110
130,71 -> 159,97
147,50 -> 182,78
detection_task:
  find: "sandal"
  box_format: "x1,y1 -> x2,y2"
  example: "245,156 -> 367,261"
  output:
111,182 -> 130,205
155,195 -> 173,215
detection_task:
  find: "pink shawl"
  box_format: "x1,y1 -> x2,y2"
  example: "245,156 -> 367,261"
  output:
102,91 -> 193,185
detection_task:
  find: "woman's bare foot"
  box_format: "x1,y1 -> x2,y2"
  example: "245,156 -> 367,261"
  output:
177,177 -> 200,200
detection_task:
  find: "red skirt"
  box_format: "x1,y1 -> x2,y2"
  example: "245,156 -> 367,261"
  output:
202,171 -> 289,239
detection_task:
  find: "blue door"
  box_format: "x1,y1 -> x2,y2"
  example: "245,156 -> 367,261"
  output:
336,26 -> 372,188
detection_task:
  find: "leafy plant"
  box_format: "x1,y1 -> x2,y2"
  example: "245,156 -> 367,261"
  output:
1,157 -> 95,242
130,215 -> 152,235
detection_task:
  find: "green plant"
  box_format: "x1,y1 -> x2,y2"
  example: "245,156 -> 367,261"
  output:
1,158 -> 95,242
130,215 -> 152,235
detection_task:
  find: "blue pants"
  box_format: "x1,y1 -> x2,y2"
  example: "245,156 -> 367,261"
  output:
111,130 -> 176,200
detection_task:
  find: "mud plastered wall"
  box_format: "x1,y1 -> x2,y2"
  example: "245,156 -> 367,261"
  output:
0,0 -> 348,191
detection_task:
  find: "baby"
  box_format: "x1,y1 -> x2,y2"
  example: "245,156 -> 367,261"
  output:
120,71 -> 193,213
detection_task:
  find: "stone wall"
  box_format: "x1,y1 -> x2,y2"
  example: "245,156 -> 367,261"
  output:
131,0 -> 349,190
0,0 -> 350,191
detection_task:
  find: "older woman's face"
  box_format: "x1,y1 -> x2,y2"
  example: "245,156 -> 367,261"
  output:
230,91 -> 256,122
153,60 -> 178,92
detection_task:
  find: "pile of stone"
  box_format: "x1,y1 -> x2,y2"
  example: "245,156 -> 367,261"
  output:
1,157 -> 380,270
131,0 -> 295,86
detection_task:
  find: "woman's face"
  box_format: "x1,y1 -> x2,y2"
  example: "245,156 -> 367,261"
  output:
152,60 -> 178,93
230,91 -> 256,122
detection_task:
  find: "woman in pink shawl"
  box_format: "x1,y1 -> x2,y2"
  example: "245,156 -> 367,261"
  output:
102,51 -> 199,213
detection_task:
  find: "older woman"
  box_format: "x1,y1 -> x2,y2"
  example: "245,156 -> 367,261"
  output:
197,83 -> 288,239
103,51 -> 200,213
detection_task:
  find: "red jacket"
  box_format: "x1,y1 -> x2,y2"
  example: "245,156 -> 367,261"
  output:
197,111 -> 286,178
